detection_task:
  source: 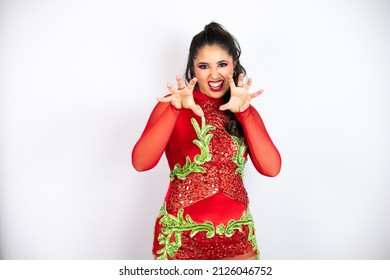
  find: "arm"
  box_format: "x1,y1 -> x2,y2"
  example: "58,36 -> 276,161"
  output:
235,106 -> 281,177
132,101 -> 180,171
219,74 -> 281,177
132,76 -> 202,171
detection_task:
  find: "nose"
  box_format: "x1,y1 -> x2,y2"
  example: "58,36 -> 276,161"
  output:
210,68 -> 220,80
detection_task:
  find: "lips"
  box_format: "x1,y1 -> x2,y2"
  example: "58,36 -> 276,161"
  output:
208,80 -> 224,92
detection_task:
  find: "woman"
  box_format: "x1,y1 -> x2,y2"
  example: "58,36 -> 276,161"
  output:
132,22 -> 281,260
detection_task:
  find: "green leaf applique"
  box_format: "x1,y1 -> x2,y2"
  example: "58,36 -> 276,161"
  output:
170,107 -> 215,181
231,135 -> 247,179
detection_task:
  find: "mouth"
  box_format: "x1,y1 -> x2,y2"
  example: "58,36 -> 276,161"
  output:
208,80 -> 224,92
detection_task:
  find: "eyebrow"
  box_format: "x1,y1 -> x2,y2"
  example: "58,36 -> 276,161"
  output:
197,60 -> 230,65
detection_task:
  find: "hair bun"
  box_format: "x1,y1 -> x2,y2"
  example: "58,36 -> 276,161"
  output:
204,22 -> 226,32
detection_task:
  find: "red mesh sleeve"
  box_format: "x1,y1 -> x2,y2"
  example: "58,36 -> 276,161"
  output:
235,105 -> 281,177
132,100 -> 180,171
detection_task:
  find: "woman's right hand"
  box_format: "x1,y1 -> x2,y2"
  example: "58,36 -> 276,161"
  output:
157,75 -> 203,117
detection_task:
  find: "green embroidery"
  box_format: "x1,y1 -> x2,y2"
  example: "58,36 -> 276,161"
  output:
225,209 -> 259,259
229,210 -> 257,247
216,223 -> 226,235
231,136 -> 247,179
156,203 -> 259,260
156,203 -> 215,260
169,110 -> 215,181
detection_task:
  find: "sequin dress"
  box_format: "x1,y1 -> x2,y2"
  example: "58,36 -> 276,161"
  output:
132,90 -> 281,260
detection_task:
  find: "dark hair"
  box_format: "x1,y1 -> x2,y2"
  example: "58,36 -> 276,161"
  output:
184,22 -> 246,140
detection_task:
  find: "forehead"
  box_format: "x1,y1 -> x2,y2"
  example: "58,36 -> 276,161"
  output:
194,45 -> 232,62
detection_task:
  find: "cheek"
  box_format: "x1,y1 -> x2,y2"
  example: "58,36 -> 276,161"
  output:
194,70 -> 207,81
225,65 -> 235,75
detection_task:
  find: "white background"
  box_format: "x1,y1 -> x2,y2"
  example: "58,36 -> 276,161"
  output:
0,0 -> 389,259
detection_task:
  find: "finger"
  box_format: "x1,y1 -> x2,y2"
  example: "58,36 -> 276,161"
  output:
166,83 -> 177,94
244,78 -> 253,90
176,75 -> 185,90
250,89 -> 264,99
237,73 -> 245,87
228,75 -> 236,88
219,102 -> 230,111
186,77 -> 198,90
190,104 -> 204,117
156,95 -> 173,103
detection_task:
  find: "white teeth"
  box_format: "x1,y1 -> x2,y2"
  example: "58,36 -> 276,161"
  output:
208,81 -> 223,87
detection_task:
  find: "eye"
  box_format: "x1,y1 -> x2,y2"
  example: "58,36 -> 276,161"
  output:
218,62 -> 228,67
198,64 -> 209,70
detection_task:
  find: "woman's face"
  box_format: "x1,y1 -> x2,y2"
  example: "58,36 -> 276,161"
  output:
193,44 -> 235,99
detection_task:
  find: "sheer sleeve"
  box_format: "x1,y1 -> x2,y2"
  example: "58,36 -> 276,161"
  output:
132,99 -> 180,171
235,105 -> 281,177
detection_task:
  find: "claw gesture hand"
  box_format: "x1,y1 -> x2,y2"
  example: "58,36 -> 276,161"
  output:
219,73 -> 263,113
157,75 -> 203,117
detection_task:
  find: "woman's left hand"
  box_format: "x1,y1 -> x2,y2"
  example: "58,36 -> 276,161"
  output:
219,73 -> 263,113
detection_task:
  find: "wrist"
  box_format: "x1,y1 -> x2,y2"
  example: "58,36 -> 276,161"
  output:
234,106 -> 251,121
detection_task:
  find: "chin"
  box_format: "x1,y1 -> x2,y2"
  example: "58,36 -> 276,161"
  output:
202,88 -> 228,99
208,92 -> 224,98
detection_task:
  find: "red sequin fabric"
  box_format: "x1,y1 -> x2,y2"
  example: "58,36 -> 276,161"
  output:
173,226 -> 254,260
167,162 -> 248,212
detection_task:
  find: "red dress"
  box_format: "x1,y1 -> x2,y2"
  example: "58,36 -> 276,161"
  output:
132,90 -> 281,260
